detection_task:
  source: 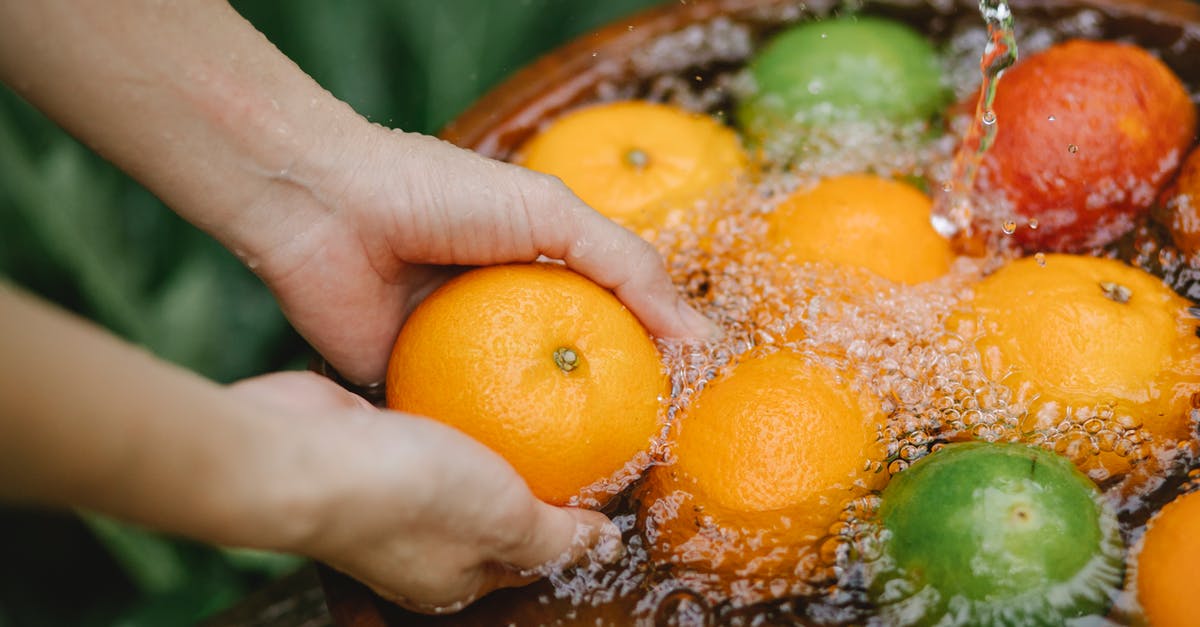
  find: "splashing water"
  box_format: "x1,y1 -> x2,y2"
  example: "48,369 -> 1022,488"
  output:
425,4 -> 1200,625
937,0 -> 1019,236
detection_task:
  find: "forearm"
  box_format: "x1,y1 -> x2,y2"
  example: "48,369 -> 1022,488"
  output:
0,0 -> 363,259
0,283 -> 319,550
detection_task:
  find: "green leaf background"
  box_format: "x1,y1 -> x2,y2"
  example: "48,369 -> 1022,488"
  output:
0,1 -> 664,624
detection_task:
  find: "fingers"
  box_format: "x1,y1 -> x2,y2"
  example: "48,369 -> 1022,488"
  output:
495,504 -> 623,575
375,132 -> 718,341
228,371 -> 375,412
526,176 -> 721,341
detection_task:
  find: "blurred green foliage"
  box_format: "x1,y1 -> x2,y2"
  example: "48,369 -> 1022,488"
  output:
0,1 -> 663,624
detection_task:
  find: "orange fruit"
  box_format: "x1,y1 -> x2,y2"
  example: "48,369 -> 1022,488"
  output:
1161,146 -> 1200,256
519,100 -> 747,229
957,254 -> 1200,478
765,174 -> 954,285
642,349 -> 886,583
385,263 -> 668,506
1136,489 -> 1200,627
971,40 -> 1196,251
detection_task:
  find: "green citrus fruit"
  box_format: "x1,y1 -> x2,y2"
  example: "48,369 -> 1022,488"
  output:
874,441 -> 1123,626
738,16 -> 949,143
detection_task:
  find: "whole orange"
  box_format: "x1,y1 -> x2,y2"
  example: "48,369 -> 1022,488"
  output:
642,350 -> 886,583
958,254 -> 1200,478
1136,489 -> 1200,627
765,174 -> 954,285
519,100 -> 747,230
973,40 -> 1196,251
386,263 -> 668,506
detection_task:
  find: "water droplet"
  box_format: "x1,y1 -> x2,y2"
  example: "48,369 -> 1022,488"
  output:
1035,252 -> 1047,267
1099,281 -> 1132,304
981,110 -> 997,125
1067,143 -> 1079,154
1047,114 -> 1056,122
1001,220 -> 1017,234
1028,218 -> 1039,230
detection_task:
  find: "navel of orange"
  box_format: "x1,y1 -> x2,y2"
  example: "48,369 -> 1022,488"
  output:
386,263 -> 669,506
957,253 -> 1200,479
519,100 -> 747,230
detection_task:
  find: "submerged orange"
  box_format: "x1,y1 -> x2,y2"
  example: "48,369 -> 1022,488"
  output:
766,174 -> 954,285
643,350 -> 886,586
1136,489 -> 1200,627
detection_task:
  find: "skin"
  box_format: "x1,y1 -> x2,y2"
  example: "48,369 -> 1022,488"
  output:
0,0 -> 715,613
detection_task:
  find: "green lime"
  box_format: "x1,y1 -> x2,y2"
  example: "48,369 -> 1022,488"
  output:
738,16 -> 949,141
874,442 -> 1123,626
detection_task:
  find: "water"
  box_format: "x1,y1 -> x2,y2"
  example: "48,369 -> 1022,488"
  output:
395,3 -> 1200,625
936,0 -> 1019,237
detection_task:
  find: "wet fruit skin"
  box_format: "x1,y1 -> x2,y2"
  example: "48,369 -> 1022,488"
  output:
959,253 -> 1200,480
518,100 -> 746,230
973,39 -> 1196,252
738,16 -> 949,142
877,441 -> 1123,626
765,174 -> 954,285
1160,146 -> 1200,256
386,263 -> 667,506
643,350 -> 886,580
1136,489 -> 1200,627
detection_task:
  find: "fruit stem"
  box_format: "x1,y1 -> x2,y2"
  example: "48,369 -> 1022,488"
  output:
624,147 -> 650,170
1099,281 -> 1131,304
553,346 -> 581,372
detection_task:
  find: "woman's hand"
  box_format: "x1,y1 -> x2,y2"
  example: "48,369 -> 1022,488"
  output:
0,286 -> 621,614
231,372 -> 622,612
247,127 -> 717,385
0,0 -> 716,387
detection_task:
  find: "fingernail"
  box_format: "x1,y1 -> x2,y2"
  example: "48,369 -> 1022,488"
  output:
679,302 -> 722,340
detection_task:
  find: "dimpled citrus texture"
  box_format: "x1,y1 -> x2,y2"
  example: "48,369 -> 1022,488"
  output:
975,40 -> 1196,251
519,100 -> 747,229
963,254 -> 1200,476
385,263 -> 668,506
738,15 -> 949,140
1137,490 -> 1200,627
645,350 -> 886,576
877,442 -> 1120,625
766,174 -> 954,284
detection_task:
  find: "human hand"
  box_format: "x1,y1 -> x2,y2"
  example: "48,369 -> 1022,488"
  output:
241,126 -> 717,385
230,372 -> 622,612
0,1 -> 715,387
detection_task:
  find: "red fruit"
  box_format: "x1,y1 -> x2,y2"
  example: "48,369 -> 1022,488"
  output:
974,40 -> 1196,251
